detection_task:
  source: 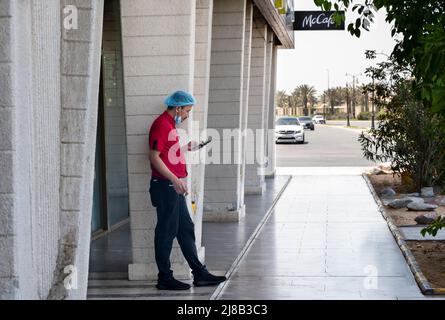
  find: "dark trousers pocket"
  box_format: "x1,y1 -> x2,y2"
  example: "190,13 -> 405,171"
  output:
149,178 -> 174,208
149,179 -> 163,207
149,186 -> 159,207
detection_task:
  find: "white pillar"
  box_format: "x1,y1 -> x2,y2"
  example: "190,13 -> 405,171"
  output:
239,0 -> 253,201
122,0 -> 197,281
266,44 -> 278,178
191,0 -> 213,263
203,0 -> 246,222
262,28 -> 273,179
245,9 -> 267,195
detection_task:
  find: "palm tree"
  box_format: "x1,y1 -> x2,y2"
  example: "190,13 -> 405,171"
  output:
290,87 -> 302,115
309,95 -> 318,115
276,90 -> 288,109
297,84 -> 317,116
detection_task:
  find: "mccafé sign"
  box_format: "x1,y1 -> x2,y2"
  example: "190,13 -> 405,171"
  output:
293,11 -> 345,30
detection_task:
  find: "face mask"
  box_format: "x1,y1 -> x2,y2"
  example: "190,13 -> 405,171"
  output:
174,115 -> 182,124
174,108 -> 183,124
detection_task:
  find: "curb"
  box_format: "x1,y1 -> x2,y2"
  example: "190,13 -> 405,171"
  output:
324,124 -> 369,133
362,173 -> 445,295
209,175 -> 293,300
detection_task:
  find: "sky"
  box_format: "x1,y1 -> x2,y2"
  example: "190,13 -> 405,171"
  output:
277,0 -> 397,95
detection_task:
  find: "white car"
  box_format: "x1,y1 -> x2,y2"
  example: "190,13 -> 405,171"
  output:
275,117 -> 305,144
312,115 -> 326,124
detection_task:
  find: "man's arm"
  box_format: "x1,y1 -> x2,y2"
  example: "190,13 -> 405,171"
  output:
149,149 -> 188,195
180,141 -> 200,153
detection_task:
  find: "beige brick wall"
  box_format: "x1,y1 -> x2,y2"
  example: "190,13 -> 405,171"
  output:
245,8 -> 267,193
204,0 -> 246,218
121,0 -> 197,280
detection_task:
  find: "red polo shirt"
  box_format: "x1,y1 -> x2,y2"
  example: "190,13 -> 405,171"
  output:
148,111 -> 187,179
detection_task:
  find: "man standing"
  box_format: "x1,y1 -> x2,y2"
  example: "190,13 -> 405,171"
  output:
148,90 -> 226,290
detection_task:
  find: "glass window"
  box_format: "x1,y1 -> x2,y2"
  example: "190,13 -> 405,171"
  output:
276,118 -> 300,125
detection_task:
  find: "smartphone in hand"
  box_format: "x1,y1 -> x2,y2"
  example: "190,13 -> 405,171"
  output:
199,136 -> 212,149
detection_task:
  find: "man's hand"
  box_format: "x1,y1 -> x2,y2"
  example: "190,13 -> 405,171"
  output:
187,141 -> 200,151
172,178 -> 188,195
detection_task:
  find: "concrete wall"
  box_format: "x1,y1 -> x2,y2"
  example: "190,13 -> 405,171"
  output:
203,0 -> 247,222
50,0 -> 104,300
0,0 -> 104,300
122,0 -> 197,280
245,9 -> 267,195
0,0 -> 288,299
29,0 -> 61,299
0,0 -> 35,299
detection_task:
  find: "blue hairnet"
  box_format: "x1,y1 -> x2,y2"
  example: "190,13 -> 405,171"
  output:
164,90 -> 196,107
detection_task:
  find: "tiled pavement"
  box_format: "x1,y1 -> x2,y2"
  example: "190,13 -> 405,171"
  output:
87,175 -> 291,300
88,171 -> 445,300
215,174 -> 444,300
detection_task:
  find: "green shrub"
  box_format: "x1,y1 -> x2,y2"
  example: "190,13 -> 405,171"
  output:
357,112 -> 371,120
325,112 -> 347,120
376,109 -> 387,120
359,80 -> 445,191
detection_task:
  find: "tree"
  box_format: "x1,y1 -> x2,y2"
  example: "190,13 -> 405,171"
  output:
358,55 -> 445,192
276,90 -> 289,109
297,85 -> 317,116
330,86 -> 346,108
313,0 -> 445,115
290,87 -> 302,115
309,94 -> 318,115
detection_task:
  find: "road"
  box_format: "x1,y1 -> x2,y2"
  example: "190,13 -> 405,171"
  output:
325,120 -> 380,128
276,124 -> 376,167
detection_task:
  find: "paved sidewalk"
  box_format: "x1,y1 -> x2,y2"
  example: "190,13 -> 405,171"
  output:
215,174 -> 436,300
87,176 -> 290,299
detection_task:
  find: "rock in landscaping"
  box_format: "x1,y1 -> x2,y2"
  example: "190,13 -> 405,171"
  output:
414,212 -> 438,225
378,163 -> 393,174
380,187 -> 396,197
387,198 -> 418,209
400,192 -> 420,197
421,187 -> 435,198
407,201 -> 438,211
439,197 -> 445,206
406,197 -> 425,203
367,167 -> 383,175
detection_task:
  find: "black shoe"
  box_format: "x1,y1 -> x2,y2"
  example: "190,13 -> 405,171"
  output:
156,277 -> 191,290
193,269 -> 227,287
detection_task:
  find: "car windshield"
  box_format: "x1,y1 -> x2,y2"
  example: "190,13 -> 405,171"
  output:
299,117 -> 311,122
276,118 -> 300,126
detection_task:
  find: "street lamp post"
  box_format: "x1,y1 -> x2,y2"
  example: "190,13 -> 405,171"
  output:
352,75 -> 356,118
327,69 -> 331,115
346,82 -> 350,127
369,52 -> 389,129
345,72 -> 362,124
323,93 -> 326,120
371,75 -> 375,129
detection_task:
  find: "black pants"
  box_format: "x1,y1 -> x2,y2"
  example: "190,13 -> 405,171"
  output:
149,178 -> 204,280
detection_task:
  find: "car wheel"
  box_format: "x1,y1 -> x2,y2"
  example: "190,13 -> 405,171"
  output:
311,127 -> 315,131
